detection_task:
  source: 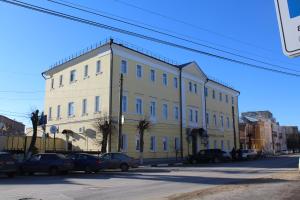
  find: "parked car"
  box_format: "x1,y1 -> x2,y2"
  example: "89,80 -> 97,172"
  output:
188,149 -> 230,163
0,152 -> 18,178
99,153 -> 138,172
280,150 -> 289,155
241,149 -> 257,160
67,153 -> 102,173
20,153 -> 73,175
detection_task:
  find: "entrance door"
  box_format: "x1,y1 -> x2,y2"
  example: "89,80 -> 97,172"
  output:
192,134 -> 197,156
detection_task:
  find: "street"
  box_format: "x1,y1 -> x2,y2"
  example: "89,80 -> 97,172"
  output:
0,155 -> 299,200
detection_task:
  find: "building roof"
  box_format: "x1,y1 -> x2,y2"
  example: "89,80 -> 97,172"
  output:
42,38 -> 239,93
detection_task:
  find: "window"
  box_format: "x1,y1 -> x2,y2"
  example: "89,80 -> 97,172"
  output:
206,140 -> 210,149
51,78 -> 54,89
136,65 -> 142,78
227,117 -> 230,128
84,65 -> 89,78
173,105 -> 179,120
162,104 -> 168,120
136,98 -> 143,114
150,69 -> 155,82
206,112 -> 209,125
212,90 -> 215,99
68,102 -> 74,117
175,137 -> 180,151
96,60 -> 101,74
232,96 -> 234,104
48,107 -> 52,120
225,94 -> 228,103
195,110 -> 198,123
57,105 -> 61,119
173,77 -> 178,88
189,82 -> 192,92
150,101 -> 156,118
221,140 -> 224,150
150,136 -> 156,152
194,84 -> 197,94
162,73 -> 168,86
204,87 -> 208,97
122,96 -> 127,112
214,140 -> 217,149
59,75 -> 63,87
121,60 -> 127,74
162,137 -> 168,151
95,96 -> 100,113
213,114 -> 217,127
70,70 -> 76,82
121,134 -> 128,151
82,99 -> 87,115
135,137 -> 140,151
219,92 -> 222,101
221,116 -> 224,128
189,109 -> 193,122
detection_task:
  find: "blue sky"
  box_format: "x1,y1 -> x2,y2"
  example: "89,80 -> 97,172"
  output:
0,0 -> 299,128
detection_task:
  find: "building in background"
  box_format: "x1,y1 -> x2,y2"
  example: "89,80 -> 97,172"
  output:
281,126 -> 299,152
240,111 -> 287,153
42,39 -> 239,159
0,115 -> 25,136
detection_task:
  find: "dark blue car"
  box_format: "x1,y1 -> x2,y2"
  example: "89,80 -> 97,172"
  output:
68,153 -> 102,173
20,153 -> 73,175
0,152 -> 18,178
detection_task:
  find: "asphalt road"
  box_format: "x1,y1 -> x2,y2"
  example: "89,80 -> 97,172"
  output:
0,155 -> 299,200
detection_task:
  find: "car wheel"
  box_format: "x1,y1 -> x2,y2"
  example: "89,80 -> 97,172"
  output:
6,172 -> 16,178
120,164 -> 129,172
49,167 -> 58,176
85,166 -> 92,174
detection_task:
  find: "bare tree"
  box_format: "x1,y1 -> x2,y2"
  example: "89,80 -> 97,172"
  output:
137,118 -> 151,165
27,110 -> 39,157
94,114 -> 115,153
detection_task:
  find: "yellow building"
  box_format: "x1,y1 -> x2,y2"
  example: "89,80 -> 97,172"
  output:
42,39 -> 239,159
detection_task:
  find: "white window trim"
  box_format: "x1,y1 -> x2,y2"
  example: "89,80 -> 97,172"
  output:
149,100 -> 157,121
173,104 -> 179,121
135,97 -> 143,115
82,99 -> 88,116
136,64 -> 143,79
96,60 -> 103,75
56,105 -> 61,120
122,95 -> 128,113
83,65 -> 89,79
162,103 -> 168,120
120,59 -> 128,74
70,70 -> 77,84
94,96 -> 101,113
162,73 -> 168,86
150,135 -> 156,152
68,102 -> 75,118
173,77 -> 178,89
150,69 -> 156,82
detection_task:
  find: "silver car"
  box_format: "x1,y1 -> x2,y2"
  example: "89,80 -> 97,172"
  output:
99,153 -> 138,172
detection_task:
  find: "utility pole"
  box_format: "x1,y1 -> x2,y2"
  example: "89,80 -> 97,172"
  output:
118,73 -> 123,152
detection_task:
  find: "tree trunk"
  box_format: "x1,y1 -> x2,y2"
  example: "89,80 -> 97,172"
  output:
139,130 -> 144,165
101,132 -> 108,153
27,110 -> 39,157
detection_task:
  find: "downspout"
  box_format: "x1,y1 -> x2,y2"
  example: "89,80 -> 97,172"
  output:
108,38 -> 114,152
204,78 -> 208,147
179,67 -> 183,159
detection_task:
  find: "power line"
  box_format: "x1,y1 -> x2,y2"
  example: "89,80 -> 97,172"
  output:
48,0 -> 300,73
1,0 -> 300,77
113,0 -> 279,54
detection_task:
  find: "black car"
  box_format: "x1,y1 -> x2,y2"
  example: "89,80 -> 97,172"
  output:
68,153 -> 102,173
20,153 -> 73,175
0,152 -> 18,178
189,149 -> 229,163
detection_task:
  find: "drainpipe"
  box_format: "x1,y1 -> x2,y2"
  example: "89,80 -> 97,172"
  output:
179,67 -> 183,159
204,78 -> 208,147
108,38 -> 114,152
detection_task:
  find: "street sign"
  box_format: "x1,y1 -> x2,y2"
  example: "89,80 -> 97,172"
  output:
50,125 -> 57,134
275,0 -> 300,57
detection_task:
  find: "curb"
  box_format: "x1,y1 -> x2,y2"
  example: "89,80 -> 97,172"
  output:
150,162 -> 183,167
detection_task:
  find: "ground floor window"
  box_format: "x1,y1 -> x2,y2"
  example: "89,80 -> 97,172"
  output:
150,136 -> 156,152
162,136 -> 168,152
135,136 -> 140,151
214,140 -> 217,149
